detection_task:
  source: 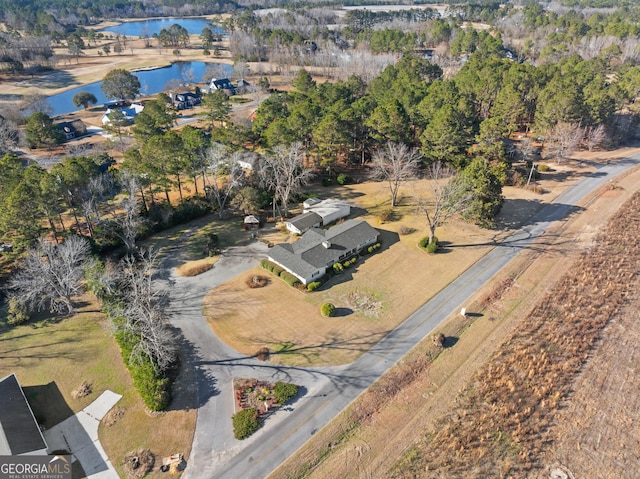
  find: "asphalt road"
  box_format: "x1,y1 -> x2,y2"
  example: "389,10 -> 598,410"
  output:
162,154 -> 640,479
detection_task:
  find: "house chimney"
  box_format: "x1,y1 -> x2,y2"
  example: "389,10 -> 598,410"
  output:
322,240 -> 331,249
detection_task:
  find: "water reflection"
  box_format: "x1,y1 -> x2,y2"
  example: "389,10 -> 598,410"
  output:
102,18 -> 222,37
45,61 -> 232,117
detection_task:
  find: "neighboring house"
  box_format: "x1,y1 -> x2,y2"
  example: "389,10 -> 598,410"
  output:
172,92 -> 201,110
0,374 -> 48,455
56,119 -> 87,140
235,79 -> 251,95
104,100 -> 129,110
285,198 -> 351,234
208,78 -> 236,95
268,219 -> 379,285
101,103 -> 144,125
285,211 -> 322,235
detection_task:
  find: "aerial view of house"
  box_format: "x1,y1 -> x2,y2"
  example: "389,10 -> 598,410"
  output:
268,219 -> 378,285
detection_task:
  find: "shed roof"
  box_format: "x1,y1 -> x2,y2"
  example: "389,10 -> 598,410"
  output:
286,211 -> 322,231
0,374 -> 47,455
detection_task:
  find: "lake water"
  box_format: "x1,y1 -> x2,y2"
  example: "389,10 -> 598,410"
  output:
46,61 -> 232,117
102,17 -> 222,36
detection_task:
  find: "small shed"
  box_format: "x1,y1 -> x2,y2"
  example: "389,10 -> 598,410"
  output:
243,215 -> 260,230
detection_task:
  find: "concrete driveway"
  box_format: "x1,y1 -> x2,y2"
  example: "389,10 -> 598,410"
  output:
44,390 -> 122,479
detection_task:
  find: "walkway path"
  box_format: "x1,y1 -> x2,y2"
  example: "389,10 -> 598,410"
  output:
44,390 -> 122,479
162,154 -> 640,479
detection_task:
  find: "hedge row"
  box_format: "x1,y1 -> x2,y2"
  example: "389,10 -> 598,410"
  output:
367,242 -> 381,254
260,259 -> 300,287
114,328 -> 171,411
86,263 -> 172,412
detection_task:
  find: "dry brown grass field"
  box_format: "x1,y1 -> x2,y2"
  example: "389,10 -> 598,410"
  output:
268,160 -> 640,479
202,152 -> 634,367
203,177 -> 500,367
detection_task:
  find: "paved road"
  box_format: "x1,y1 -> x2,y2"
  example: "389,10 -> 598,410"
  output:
162,154 -> 640,479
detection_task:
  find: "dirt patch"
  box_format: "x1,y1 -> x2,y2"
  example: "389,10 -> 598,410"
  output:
70,381 -> 92,399
103,406 -> 125,427
123,448 -> 155,479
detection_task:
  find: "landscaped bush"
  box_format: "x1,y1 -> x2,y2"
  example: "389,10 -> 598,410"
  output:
419,236 -> 437,251
398,225 -> 415,235
343,257 -> 357,268
129,358 -> 171,411
321,302 -> 336,317
366,242 -> 382,254
260,259 -> 279,274
337,173 -> 351,185
6,297 -> 30,325
307,281 -> 321,291
378,209 -> 393,223
537,164 -> 551,172
426,239 -> 438,254
232,408 -> 261,440
280,271 -> 300,287
273,382 -> 299,405
333,262 -> 344,273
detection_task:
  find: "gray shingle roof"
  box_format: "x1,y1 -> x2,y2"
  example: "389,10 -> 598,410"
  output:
286,212 -> 322,232
0,374 -> 47,455
268,219 -> 378,280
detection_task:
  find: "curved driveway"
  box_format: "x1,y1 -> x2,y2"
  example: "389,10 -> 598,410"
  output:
161,154 -> 640,479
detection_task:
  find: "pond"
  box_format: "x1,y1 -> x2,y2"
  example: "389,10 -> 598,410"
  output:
101,17 -> 223,37
46,61 -> 232,117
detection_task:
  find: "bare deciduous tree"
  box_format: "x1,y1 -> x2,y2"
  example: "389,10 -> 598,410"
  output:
204,143 -> 247,214
516,137 -> 539,163
372,141 -> 421,207
414,162 -> 473,244
544,122 -> 584,162
101,174 -> 145,253
0,117 -> 19,154
9,235 -> 92,314
259,142 -> 314,217
583,124 -> 607,151
115,250 -> 176,371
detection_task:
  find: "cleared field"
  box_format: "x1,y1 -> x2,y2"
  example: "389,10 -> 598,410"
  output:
0,296 -> 196,479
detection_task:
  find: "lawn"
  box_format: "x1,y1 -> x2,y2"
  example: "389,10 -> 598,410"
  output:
0,296 -> 195,479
